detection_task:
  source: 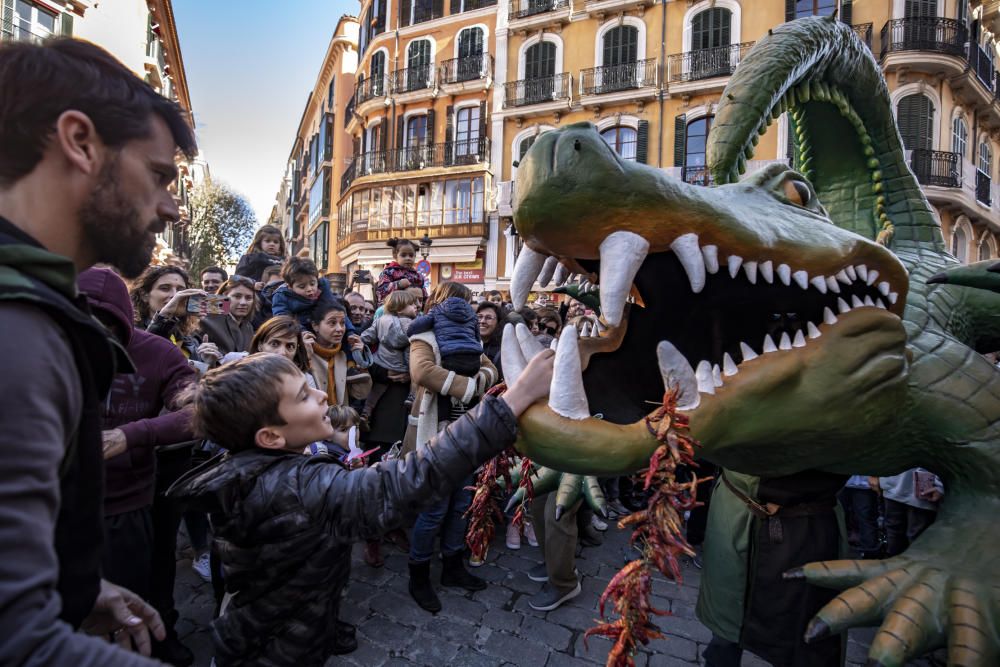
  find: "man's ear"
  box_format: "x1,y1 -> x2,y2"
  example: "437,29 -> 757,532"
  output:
54,110 -> 105,177
255,426 -> 286,451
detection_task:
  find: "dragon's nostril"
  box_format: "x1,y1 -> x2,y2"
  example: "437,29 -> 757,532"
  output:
574,139 -> 581,151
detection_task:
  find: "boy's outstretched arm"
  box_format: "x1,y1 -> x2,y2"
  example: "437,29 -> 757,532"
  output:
301,350 -> 555,542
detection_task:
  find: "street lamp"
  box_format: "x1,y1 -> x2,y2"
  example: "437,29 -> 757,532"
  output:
419,233 -> 433,260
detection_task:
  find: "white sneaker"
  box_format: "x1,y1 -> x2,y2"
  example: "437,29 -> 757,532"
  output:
523,520 -> 539,547
192,553 -> 211,583
591,514 -> 608,532
505,522 -> 522,550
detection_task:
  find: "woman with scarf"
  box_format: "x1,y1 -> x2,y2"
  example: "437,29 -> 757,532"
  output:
307,301 -> 372,407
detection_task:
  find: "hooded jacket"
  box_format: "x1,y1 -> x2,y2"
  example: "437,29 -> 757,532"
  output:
271,277 -> 357,335
78,268 -> 196,516
407,297 -> 482,359
169,396 -> 517,667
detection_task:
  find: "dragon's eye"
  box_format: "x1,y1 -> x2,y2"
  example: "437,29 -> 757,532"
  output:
783,178 -> 811,206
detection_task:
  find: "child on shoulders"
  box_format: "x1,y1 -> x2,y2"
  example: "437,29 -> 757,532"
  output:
235,224 -> 286,282
360,290 -> 420,423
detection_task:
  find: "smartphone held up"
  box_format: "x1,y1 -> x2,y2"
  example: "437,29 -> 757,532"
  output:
187,294 -> 231,316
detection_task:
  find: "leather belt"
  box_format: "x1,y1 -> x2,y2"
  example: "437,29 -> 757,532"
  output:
721,472 -> 836,544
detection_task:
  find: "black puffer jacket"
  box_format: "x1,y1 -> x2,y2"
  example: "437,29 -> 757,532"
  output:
168,395 -> 517,667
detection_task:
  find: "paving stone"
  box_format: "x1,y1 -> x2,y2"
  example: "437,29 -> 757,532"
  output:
653,615 -> 714,644
358,616 -> 418,652
519,616 -> 574,652
482,608 -> 524,633
425,616 -> 479,643
546,651 -> 598,667
647,635 -> 698,663
452,647 -> 508,667
342,635 -> 391,667
344,579 -> 378,604
546,602 -> 602,630
368,590 -> 435,627
438,590 -> 488,623
398,632 -> 460,665
645,653 -> 693,667
481,631 -> 552,667
572,634 -> 648,666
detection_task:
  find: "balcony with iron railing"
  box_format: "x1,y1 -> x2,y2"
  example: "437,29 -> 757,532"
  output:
580,58 -> 657,96
440,53 -> 493,85
341,159 -> 356,193
354,76 -> 389,107
342,139 -> 491,190
503,73 -> 571,109
338,215 -> 488,251
977,169 -> 992,206
344,95 -> 356,128
910,149 -> 962,188
509,0 -> 569,21
666,42 -> 756,85
968,41 -> 997,92
390,64 -> 434,94
879,17 -> 967,60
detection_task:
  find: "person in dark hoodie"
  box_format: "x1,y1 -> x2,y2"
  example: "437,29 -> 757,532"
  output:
79,268 -> 198,665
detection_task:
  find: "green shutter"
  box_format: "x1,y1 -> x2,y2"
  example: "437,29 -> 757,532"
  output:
673,114 -> 686,167
445,105 -> 454,163
396,115 -> 405,149
785,0 -> 795,22
426,108 -> 436,143
636,120 -> 649,164
479,101 -> 487,146
61,12 -> 73,37
840,0 -> 852,24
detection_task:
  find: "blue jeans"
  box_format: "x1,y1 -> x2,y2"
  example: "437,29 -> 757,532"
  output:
409,476 -> 473,562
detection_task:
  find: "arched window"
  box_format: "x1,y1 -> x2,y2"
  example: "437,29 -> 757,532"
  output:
952,116 -> 968,158
897,94 -> 934,151
979,139 -> 992,177
951,224 -> 969,263
603,26 -> 638,66
519,135 -> 537,162
683,116 -> 713,185
523,41 -> 557,104
690,9 -> 732,79
601,126 -> 637,161
455,27 -> 485,82
371,51 -> 386,96
406,39 -> 432,91
979,240 -> 993,261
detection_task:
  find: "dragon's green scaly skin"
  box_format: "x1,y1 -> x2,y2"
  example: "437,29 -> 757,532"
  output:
507,16 -> 1000,666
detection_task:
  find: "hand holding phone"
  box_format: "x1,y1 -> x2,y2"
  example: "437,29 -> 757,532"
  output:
187,294 -> 231,316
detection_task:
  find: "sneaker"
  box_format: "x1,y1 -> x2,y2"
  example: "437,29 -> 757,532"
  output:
591,514 -> 608,532
192,553 -> 211,583
606,499 -> 629,518
527,563 -> 549,582
523,520 -> 538,547
505,522 -> 521,550
528,581 -> 582,612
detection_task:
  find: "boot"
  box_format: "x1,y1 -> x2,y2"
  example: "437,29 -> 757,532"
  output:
408,561 -> 441,613
364,540 -> 384,568
440,552 -> 487,591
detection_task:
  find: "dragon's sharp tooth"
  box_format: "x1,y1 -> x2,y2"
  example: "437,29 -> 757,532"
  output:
888,291 -> 898,304
580,321 -> 592,337
875,298 -> 887,309
836,269 -> 851,285
811,276 -> 828,294
851,295 -> 864,308
743,260 -> 758,284
779,332 -> 792,350
549,325 -> 590,420
695,360 -> 715,395
866,269 -> 879,286
500,323 -> 527,384
670,232 -> 706,293
763,334 -> 778,353
837,297 -> 851,314
740,342 -> 758,361
793,270 -> 809,290
550,338 -> 558,351
863,295 -> 875,307
589,322 -> 600,337
511,246 -> 547,309
728,255 -> 743,278
823,307 -> 838,324
722,353 -> 738,376
807,321 -> 821,338
656,340 -> 699,410
777,263 -> 791,286
826,276 -> 841,293
845,265 -> 857,281
760,260 -> 774,284
599,231 -> 649,327
515,322 -> 545,359
855,264 -> 868,281
878,281 -> 890,296
537,256 -> 559,288
792,330 -> 806,348
712,364 -> 723,387
702,245 -> 720,274
553,263 -> 570,286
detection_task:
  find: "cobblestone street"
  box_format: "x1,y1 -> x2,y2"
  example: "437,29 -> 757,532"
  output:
173,523 -> 943,667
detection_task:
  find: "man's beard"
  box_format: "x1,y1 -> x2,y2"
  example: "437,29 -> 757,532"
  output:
79,160 -> 161,279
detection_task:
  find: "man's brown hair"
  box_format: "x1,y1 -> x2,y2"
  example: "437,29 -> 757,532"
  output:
185,354 -> 300,452
0,38 -> 197,185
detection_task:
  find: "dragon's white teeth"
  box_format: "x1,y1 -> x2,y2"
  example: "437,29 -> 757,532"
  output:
851,295 -> 864,308
793,270 -> 809,290
511,246 -> 548,309
779,332 -> 792,350
826,276 -> 841,293
670,232 -> 706,294
823,307 -> 838,324
836,270 -> 851,285
877,281 -> 890,296
866,269 -> 879,286
695,360 -> 715,395
702,245 -> 720,274
743,260 -> 758,284
760,260 -> 774,284
807,321 -> 821,338
837,297 -> 851,314
657,340 -> 699,410
792,330 -> 806,348
500,323 -> 527,384
553,263 -> 570,286
549,325 -> 590,420
722,353 -> 738,376
580,322 -> 592,337
740,342 -> 758,361
712,364 -> 723,387
728,255 -> 743,278
856,264 -> 868,281
863,295 -> 874,307
600,231 -> 649,327
888,292 -> 898,304
515,323 -> 545,359
875,298 -> 887,310
845,265 -> 857,281
550,338 -> 558,351
777,263 -> 791,286
811,275 -> 828,294
589,322 -> 600,337
763,334 -> 778,353
537,256 -> 559,288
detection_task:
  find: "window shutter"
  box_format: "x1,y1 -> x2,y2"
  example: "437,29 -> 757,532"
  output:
433,0 -> 443,19
636,120 -> 649,164
375,0 -> 386,32
60,11 -> 74,37
673,114 -> 686,167
2,0 -> 13,32
401,1 -> 411,27
426,109 -> 436,142
840,0 -> 852,25
397,115 -> 405,149
479,101 -> 487,144
380,119 -> 388,152
451,0 -> 461,13
445,105 -> 454,162
785,0 -> 795,22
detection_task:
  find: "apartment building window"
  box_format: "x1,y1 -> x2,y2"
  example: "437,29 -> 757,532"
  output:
897,94 -> 934,151
951,224 -> 968,262
689,8 -> 732,80
601,126 -> 637,162
518,136 -> 538,162
980,140 -> 993,178
328,76 -> 336,108
407,39 -> 432,90
980,239 -> 994,261
455,106 -> 481,158
905,0 -> 937,18
521,40 -> 557,104
407,115 -> 428,147
13,1 -> 57,41
444,177 -> 485,225
958,1 -> 968,24
952,116 -> 968,159
792,0 -> 837,18
683,116 -> 713,185
458,26 -> 484,58
309,221 -> 329,270
371,51 -> 387,95
603,26 -> 638,66
406,0 -> 442,26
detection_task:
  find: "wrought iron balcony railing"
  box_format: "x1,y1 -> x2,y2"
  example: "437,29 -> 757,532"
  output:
503,73 -> 571,108
440,53 -> 493,84
910,149 -> 962,188
509,0 -> 568,21
580,58 -> 657,95
977,169 -> 992,206
666,42 -> 755,84
344,95 -> 355,128
390,64 -> 434,93
354,76 -> 389,106
968,42 -> 996,92
341,159 -> 356,192
342,139 -> 491,190
879,17 -> 967,60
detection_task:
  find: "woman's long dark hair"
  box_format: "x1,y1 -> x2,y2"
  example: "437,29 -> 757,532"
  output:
129,265 -> 197,335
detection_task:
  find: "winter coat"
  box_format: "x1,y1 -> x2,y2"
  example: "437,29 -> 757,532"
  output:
79,268 -> 197,516
145,312 -> 205,368
168,396 -> 518,667
308,347 -> 372,407
235,251 -> 284,282
879,468 -> 943,510
407,297 -> 482,359
375,261 -> 426,304
271,277 -> 339,331
360,314 -> 412,373
199,314 -> 255,356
